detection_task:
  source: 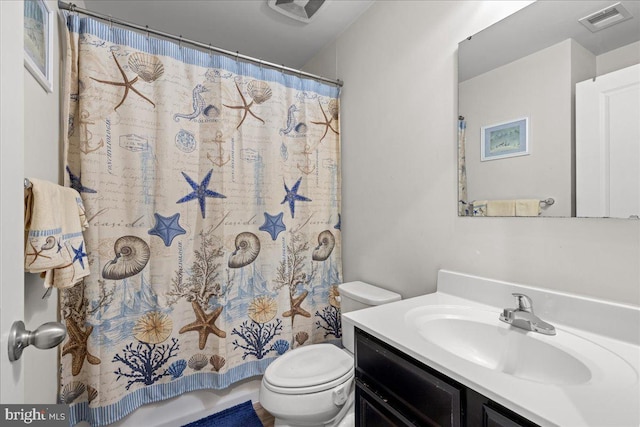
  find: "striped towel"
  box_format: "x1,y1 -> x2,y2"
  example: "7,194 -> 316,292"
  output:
24,178 -> 90,288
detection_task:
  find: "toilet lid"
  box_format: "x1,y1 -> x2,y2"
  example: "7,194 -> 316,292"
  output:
265,344 -> 353,389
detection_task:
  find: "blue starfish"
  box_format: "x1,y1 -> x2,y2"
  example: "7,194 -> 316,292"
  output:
281,177 -> 311,218
71,242 -> 87,270
334,213 -> 341,230
148,212 -> 186,246
259,212 -> 286,241
66,166 -> 97,194
177,169 -> 225,219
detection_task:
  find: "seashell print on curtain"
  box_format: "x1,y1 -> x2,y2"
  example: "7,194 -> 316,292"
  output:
60,14 -> 342,427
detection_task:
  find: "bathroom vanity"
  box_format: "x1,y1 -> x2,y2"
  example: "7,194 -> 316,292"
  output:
343,270 -> 640,427
355,328 -> 537,426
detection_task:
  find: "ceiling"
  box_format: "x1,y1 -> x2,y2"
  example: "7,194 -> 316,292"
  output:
459,0 -> 640,82
81,0 -> 374,70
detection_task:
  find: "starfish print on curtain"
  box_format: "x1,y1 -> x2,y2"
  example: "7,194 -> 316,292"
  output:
179,301 -> 226,350
66,166 -> 96,194
148,213 -> 186,247
283,290 -> 311,321
259,212 -> 287,241
223,81 -> 272,129
62,317 -> 101,376
90,51 -> 158,111
310,98 -> 339,142
176,170 -> 226,218
281,177 -> 311,218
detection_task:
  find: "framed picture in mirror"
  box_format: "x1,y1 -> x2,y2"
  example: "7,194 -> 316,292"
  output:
481,117 -> 529,161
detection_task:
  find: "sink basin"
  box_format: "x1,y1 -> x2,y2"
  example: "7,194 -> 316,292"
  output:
405,305 -> 638,386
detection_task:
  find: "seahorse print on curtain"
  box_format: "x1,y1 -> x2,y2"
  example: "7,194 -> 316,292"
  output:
60,14 -> 342,427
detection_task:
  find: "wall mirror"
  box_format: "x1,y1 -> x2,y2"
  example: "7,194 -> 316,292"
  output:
458,1 -> 640,218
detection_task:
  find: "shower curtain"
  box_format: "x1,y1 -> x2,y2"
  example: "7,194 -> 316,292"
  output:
457,117 -> 469,216
60,14 -> 342,426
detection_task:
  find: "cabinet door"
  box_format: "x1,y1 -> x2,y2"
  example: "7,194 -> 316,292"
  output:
483,405 -> 538,427
356,383 -> 414,427
356,329 -> 463,427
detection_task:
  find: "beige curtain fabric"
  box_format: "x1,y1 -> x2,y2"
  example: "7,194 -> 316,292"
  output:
61,15 -> 342,426
458,118 -> 469,216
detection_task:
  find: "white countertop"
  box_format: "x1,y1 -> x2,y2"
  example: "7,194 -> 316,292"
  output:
343,271 -> 640,427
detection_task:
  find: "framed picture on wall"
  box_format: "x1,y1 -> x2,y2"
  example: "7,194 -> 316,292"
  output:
480,117 -> 529,161
24,0 -> 53,93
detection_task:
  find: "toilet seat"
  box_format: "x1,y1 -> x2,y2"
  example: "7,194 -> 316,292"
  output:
263,344 -> 354,395
263,368 -> 354,395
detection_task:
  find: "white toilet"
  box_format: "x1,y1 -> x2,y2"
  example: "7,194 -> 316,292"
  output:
259,281 -> 401,427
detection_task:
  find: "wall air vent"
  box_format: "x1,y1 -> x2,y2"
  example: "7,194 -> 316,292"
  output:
579,2 -> 633,32
268,0 -> 326,23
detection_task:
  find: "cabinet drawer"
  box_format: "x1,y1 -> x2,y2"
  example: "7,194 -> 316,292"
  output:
356,383 -> 415,427
355,328 -> 463,427
483,405 -> 539,427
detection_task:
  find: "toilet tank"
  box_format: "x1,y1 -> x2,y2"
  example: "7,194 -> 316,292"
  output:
338,281 -> 401,353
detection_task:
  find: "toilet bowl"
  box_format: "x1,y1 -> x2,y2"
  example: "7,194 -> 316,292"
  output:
259,344 -> 354,426
259,281 -> 401,427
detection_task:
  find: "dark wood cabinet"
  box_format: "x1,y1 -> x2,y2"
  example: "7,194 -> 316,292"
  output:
356,384 -> 415,427
355,328 -> 539,427
482,405 -> 538,427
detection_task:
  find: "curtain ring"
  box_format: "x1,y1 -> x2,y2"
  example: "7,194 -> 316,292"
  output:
179,35 -> 182,48
108,15 -> 113,30
145,25 -> 150,40
235,51 -> 239,61
209,43 -> 213,57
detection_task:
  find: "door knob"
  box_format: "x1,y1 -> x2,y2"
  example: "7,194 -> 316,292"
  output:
7,320 -> 67,362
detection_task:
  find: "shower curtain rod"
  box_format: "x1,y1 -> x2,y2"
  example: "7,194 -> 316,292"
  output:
57,1 -> 343,87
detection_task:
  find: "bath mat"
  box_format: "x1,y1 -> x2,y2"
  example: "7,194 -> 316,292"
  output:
182,400 -> 263,427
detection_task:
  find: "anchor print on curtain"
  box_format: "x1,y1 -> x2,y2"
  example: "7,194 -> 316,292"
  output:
60,14 -> 342,427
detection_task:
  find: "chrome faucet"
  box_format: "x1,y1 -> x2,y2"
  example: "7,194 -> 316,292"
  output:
499,293 -> 556,335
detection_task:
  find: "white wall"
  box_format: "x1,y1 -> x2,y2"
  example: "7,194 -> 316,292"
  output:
304,1 -> 640,305
597,41 -> 640,76
23,0 -> 76,405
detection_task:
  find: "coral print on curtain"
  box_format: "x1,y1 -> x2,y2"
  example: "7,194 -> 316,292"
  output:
61,14 -> 342,427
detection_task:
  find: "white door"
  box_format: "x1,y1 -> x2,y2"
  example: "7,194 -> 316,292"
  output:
0,0 -> 25,403
576,64 -> 640,218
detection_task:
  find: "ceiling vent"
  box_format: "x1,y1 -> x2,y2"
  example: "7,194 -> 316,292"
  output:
268,0 -> 326,23
579,2 -> 633,32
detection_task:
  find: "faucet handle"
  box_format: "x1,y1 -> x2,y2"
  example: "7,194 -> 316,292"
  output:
512,293 -> 533,313
500,308 -> 515,323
